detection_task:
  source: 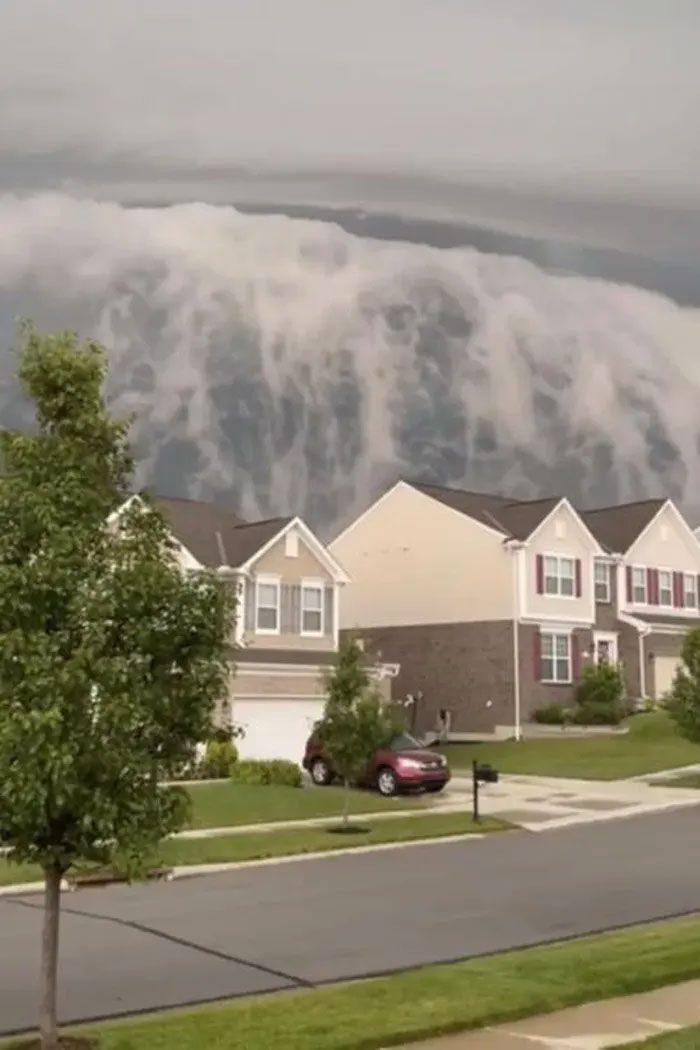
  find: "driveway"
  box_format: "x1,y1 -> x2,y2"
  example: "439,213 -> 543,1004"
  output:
3,806 -> 700,1035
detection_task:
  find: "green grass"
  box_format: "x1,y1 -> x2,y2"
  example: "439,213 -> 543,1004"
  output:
438,712 -> 700,780
29,916 -> 700,1050
653,773 -> 700,789
184,782 -> 425,830
616,1028 -> 700,1049
0,811 -> 501,887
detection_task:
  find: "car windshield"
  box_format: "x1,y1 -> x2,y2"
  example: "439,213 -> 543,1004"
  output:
391,733 -> 422,751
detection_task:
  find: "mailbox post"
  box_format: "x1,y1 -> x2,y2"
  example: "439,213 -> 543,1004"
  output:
472,760 -> 499,823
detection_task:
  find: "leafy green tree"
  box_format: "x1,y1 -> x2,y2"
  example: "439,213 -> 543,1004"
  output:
666,629 -> 700,741
0,327 -> 234,1049
320,640 -> 398,825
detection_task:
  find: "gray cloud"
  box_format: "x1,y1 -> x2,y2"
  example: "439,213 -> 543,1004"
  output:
1,1 -> 699,220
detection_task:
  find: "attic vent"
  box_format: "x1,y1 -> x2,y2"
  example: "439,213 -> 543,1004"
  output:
285,531 -> 299,557
554,518 -> 567,539
660,524 -> 669,542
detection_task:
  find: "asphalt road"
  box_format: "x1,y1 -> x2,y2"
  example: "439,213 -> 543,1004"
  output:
3,807 -> 700,1035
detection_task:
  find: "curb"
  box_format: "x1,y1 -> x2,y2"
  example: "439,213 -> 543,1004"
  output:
522,796 -> 700,833
0,832 -> 488,898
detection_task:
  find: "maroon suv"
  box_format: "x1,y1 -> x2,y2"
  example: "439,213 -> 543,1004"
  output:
303,730 -> 451,796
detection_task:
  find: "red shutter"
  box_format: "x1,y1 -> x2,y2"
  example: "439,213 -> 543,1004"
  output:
575,559 -> 582,598
673,571 -> 684,608
536,555 -> 544,595
533,630 -> 541,681
571,635 -> 580,680
626,566 -> 633,602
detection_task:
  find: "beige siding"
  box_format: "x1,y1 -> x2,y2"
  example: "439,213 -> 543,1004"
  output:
330,482 -> 512,628
244,528 -> 338,652
522,503 -> 597,624
233,670 -> 326,698
626,504 -> 700,573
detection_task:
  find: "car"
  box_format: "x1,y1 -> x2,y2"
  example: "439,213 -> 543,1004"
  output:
303,730 -> 451,796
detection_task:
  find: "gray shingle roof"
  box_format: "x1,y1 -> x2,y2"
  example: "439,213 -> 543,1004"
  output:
409,482 -> 560,541
580,499 -> 666,554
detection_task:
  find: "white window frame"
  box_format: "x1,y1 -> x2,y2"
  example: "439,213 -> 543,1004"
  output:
540,631 -> 572,684
657,568 -> 673,609
631,565 -> 647,605
255,575 -> 281,635
543,553 -> 576,599
684,573 -> 698,609
300,578 -> 324,637
594,560 -> 611,603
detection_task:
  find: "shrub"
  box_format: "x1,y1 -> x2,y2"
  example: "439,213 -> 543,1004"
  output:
231,758 -> 302,788
574,664 -> 625,725
533,703 -> 566,725
199,739 -> 238,779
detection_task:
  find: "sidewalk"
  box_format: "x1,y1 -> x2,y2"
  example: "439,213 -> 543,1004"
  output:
402,978 -> 700,1048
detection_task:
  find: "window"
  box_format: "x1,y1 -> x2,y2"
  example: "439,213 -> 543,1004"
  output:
685,574 -> 698,609
594,561 -> 611,603
658,570 -> 673,607
632,567 -> 647,604
301,582 -> 323,635
541,632 -> 571,683
543,556 -> 575,597
255,579 -> 280,633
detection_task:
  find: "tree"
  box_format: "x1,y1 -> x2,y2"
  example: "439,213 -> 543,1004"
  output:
666,629 -> 700,741
320,640 -> 398,826
0,327 -> 234,1049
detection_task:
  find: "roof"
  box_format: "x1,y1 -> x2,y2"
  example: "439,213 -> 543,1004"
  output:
631,612 -> 700,628
580,499 -> 666,554
409,482 -> 560,541
150,495 -> 290,568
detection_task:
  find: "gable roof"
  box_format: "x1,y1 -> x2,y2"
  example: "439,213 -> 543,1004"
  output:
409,482 -> 560,541
580,499 -> 666,555
221,517 -> 293,567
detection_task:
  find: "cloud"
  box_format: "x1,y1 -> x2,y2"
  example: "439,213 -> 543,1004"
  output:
1,0 -> 699,207
1,194 -> 699,527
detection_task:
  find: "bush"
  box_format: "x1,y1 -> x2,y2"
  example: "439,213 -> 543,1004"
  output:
198,739 -> 238,779
231,758 -> 302,788
574,664 -> 625,725
533,703 -> 567,725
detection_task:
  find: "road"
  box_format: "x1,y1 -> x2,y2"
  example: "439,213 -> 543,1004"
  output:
3,807 -> 700,1035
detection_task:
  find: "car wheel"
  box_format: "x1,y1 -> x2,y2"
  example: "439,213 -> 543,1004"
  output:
310,758 -> 333,786
376,767 -> 398,797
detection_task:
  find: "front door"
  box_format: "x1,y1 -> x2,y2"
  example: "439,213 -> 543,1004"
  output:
594,632 -> 618,666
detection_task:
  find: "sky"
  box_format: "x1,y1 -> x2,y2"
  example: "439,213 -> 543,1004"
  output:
1,0 -> 699,258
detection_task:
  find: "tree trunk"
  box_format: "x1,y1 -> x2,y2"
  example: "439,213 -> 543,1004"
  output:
342,777 -> 350,827
39,862 -> 62,1050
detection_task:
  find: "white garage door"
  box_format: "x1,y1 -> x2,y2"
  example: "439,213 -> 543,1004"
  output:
655,656 -> 682,699
234,699 -> 325,764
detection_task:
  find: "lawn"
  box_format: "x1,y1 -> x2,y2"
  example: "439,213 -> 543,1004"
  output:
438,711 -> 700,780
184,781 -> 425,830
0,811 -> 502,887
617,1028 -> 700,1049
15,916 -> 700,1050
654,773 -> 700,789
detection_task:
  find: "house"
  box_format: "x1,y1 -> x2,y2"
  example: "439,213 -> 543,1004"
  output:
329,481 -> 700,739
329,480 -> 603,738
116,494 -> 356,763
582,499 -> 700,701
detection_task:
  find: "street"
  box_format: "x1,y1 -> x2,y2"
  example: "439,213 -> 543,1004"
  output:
2,806 -> 700,1035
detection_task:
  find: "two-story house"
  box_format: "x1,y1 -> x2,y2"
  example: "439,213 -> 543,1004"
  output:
583,499 -> 700,701
329,480 -> 603,738
116,494 -> 353,763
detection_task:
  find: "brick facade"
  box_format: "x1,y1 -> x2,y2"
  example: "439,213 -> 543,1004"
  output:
518,624 -> 592,719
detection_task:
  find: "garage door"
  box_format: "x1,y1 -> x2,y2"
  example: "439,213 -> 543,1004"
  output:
654,655 -> 682,699
234,699 -> 326,764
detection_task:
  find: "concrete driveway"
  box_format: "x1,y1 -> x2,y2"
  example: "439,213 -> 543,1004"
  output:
3,806 -> 700,1036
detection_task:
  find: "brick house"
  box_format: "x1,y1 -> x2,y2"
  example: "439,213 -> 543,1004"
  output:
329,482 -> 700,738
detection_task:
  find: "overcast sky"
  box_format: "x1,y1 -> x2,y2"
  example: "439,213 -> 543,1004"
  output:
1,0 -> 699,251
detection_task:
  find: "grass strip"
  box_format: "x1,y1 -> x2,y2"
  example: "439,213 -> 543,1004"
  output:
615,1027 -> 700,1048
0,811 -> 502,887
36,916 -> 700,1049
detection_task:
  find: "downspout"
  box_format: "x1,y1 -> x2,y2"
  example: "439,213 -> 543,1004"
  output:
504,538 -> 526,742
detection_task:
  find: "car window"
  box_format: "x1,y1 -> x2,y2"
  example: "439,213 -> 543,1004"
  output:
390,733 -> 422,751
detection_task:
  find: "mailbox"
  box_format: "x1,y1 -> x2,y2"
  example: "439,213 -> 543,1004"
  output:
471,759 -> 499,822
474,763 -> 499,784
